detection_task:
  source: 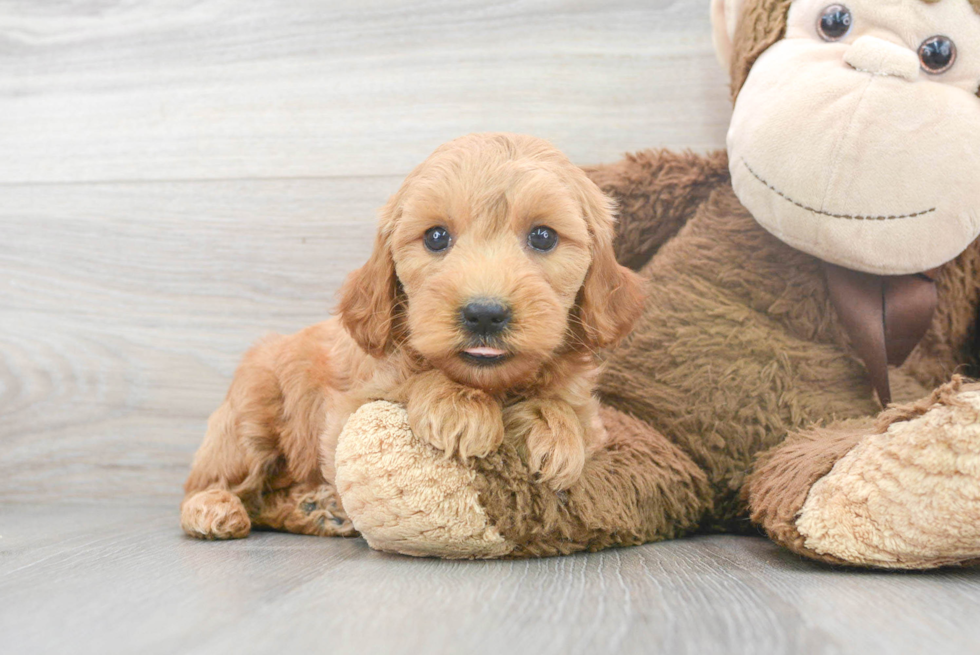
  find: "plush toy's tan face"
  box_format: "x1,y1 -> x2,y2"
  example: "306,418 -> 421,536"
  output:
722,0 -> 980,275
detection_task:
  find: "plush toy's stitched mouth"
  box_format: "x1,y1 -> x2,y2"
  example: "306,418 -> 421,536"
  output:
742,158 -> 935,221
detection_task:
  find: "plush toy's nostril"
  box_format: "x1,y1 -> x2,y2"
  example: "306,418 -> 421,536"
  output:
460,300 -> 511,337
843,35 -> 920,82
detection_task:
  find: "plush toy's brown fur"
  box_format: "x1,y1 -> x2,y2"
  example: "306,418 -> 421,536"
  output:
730,0 -> 793,97
597,151 -> 980,536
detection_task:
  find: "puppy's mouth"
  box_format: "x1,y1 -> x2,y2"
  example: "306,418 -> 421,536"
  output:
459,346 -> 511,367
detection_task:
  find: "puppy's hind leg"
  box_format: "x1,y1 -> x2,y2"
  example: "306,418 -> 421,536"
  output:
181,336 -> 285,540
181,322 -> 351,540
251,481 -> 357,537
181,489 -> 252,540
180,398 -> 271,540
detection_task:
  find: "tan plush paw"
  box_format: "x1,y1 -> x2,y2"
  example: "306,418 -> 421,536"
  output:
180,489 -> 251,540
507,399 -> 586,491
797,388 -> 980,569
406,378 -> 505,460
334,401 -> 515,559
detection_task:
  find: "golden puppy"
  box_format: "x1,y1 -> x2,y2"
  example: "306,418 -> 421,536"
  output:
181,133 -> 644,540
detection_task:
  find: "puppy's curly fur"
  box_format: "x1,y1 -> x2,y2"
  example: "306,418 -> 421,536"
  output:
181,133 -> 644,540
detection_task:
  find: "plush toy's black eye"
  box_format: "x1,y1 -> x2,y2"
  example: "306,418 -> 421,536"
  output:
919,36 -> 956,74
424,226 -> 451,252
817,5 -> 852,41
527,226 -> 558,252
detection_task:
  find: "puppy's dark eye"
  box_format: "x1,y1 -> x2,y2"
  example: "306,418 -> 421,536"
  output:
527,226 -> 558,252
424,226 -> 451,252
919,36 -> 956,74
817,5 -> 852,41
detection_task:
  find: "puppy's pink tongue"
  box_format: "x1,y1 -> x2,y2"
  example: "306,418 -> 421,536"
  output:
465,347 -> 507,357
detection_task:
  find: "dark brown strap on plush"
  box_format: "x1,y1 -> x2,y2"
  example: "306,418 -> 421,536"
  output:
824,263 -> 939,406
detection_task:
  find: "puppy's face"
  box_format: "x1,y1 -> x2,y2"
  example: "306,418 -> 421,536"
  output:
339,134 -> 643,392
393,163 -> 593,390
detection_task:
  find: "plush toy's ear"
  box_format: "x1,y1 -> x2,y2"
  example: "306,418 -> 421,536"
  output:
337,203 -> 403,358
711,0 -> 745,72
572,177 -> 646,350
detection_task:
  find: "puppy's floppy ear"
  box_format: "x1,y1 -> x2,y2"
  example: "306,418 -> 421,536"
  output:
338,203 -> 403,358
573,177 -> 646,350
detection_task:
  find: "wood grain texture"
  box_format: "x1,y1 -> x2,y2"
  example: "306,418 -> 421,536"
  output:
0,0 -> 731,183
0,178 -> 391,502
2,505 -> 980,655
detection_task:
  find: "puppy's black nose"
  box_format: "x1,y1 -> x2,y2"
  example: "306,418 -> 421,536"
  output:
460,300 -> 511,336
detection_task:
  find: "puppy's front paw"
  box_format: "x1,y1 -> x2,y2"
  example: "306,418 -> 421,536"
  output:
509,400 -> 586,491
405,374 -> 504,460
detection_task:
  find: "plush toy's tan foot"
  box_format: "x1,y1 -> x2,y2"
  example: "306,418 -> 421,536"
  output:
335,401 -> 516,558
335,401 -> 711,559
181,488 -> 251,540
748,379 -> 980,569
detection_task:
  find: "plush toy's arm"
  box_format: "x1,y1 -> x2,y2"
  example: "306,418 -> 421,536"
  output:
746,378 -> 980,569
334,402 -> 712,559
584,149 -> 730,271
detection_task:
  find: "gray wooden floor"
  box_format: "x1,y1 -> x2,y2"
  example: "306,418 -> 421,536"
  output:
2,1 -> 979,654
4,505 -> 980,655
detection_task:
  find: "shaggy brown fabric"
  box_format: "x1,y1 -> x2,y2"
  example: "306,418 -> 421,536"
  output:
585,150 -> 731,271
472,407 -> 712,557
730,0 -> 793,99
744,422 -> 871,565
599,183 -> 878,529
595,171 -> 980,532
875,376 -> 976,430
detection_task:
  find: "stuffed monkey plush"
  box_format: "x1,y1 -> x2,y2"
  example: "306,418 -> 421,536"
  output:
184,0 -> 980,569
